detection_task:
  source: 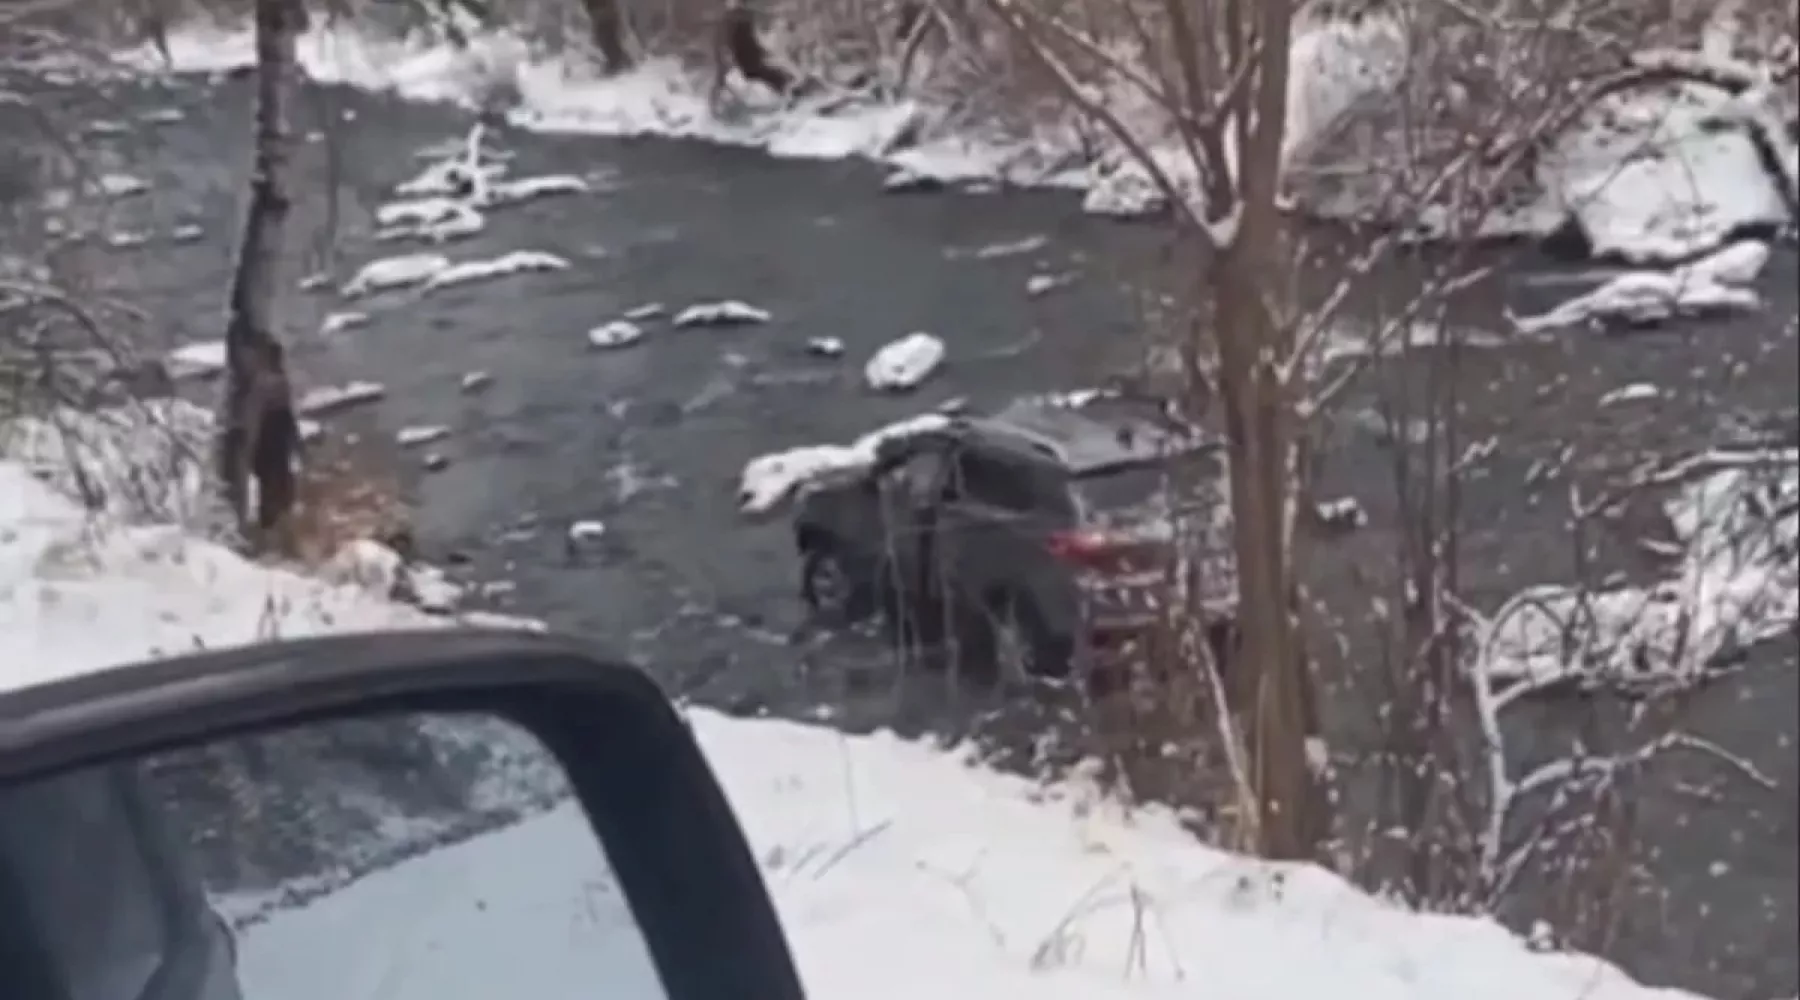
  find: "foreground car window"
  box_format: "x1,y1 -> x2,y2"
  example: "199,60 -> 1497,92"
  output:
0,711 -> 671,1000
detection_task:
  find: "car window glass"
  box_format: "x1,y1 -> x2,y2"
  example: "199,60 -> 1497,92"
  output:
0,764 -> 167,1000
0,711 -> 671,1000
904,451 -> 947,504
948,452 -> 1039,512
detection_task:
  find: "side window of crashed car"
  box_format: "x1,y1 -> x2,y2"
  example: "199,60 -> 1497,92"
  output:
0,763 -> 235,1000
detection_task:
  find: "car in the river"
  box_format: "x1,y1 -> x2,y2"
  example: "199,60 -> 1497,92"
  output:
788,395 -> 1237,685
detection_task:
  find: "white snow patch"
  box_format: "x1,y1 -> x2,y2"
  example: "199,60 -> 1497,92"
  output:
586,320 -> 644,349
0,399 -> 215,524
673,300 -> 772,328
165,340 -> 226,380
298,381 -> 387,416
320,310 -> 370,336
1598,383 -> 1662,407
486,174 -> 590,203
1514,240 -> 1771,333
1026,272 -> 1075,296
396,425 -> 450,448
623,302 -> 665,321
423,250 -> 569,291
96,172 -> 149,197
375,197 -> 486,243
343,253 -> 451,297
863,332 -> 945,392
805,336 -> 845,357
567,520 -> 606,542
1540,86 -> 1789,262
459,371 -> 492,393
949,235 -> 1048,260
1512,272 -> 1760,334
736,413 -> 951,515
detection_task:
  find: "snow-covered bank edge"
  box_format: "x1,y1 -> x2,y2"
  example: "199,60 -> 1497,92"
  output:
107,18 -> 1797,265
0,447 -> 1722,1000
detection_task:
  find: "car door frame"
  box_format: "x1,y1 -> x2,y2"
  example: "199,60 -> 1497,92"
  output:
0,630 -> 808,1000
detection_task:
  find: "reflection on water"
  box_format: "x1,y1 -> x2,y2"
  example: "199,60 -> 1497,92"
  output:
0,712 -> 670,1000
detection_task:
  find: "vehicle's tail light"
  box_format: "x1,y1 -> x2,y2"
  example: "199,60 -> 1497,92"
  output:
1046,529 -> 1134,573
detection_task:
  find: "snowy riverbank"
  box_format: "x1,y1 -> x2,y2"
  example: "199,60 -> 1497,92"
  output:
106,16 -> 1797,265
0,452 -> 1728,1000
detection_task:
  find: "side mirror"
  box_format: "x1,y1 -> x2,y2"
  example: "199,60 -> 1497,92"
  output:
0,630 -> 807,1000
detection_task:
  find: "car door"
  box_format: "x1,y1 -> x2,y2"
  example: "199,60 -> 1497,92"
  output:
873,446 -> 953,630
933,446 -> 1052,610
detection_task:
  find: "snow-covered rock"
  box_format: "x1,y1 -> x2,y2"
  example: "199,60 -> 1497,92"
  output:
320,311 -> 369,336
1675,239 -> 1770,286
96,172 -> 149,198
299,381 -> 387,416
567,520 -> 606,542
1512,271 -> 1760,334
805,336 -> 845,358
375,198 -> 486,243
1598,383 -> 1662,407
459,371 -> 492,393
343,253 -> 450,297
673,300 -> 771,328
863,332 -> 945,391
1026,272 -> 1075,296
623,303 -> 665,321
165,341 -> 226,380
424,251 -> 568,291
397,425 -> 449,448
485,174 -> 589,204
587,320 -> 644,349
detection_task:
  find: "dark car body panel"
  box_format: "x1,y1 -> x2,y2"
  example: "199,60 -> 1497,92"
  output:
793,401 -> 1234,676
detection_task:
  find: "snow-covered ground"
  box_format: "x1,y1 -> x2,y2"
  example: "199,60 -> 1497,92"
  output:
111,18 -> 1796,266
0,450 -> 1726,1000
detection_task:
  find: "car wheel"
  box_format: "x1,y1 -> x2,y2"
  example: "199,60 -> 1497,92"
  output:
800,545 -> 870,624
987,596 -> 1068,683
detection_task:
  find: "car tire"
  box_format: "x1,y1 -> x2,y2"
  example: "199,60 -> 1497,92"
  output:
983,594 -> 1070,683
799,541 -> 874,625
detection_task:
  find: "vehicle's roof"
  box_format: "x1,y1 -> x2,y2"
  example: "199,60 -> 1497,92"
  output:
975,398 -> 1205,475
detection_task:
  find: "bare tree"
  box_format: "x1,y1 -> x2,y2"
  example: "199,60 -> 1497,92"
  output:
976,0 -> 1327,859
580,0 -> 633,72
218,0 -> 303,548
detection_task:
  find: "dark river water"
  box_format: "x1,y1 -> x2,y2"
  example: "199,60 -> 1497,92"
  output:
8,71 -> 1798,999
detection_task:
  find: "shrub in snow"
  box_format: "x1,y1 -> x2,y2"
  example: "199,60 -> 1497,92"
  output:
0,398 -> 217,526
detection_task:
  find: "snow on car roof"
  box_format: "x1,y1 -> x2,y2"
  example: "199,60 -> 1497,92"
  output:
981,398 -> 1208,475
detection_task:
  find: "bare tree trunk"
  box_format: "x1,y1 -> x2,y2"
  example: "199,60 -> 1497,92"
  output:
1212,0 -> 1327,863
580,0 -> 632,74
219,0 -> 301,549
721,1 -> 796,95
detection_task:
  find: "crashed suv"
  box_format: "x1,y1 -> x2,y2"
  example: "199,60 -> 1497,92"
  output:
790,397 -> 1236,684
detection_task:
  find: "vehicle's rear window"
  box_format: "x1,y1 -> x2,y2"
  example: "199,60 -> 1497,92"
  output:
1070,465 -> 1170,520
